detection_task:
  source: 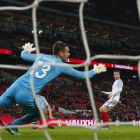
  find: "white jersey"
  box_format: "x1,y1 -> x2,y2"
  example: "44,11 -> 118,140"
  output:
37,95 -> 48,106
111,78 -> 123,101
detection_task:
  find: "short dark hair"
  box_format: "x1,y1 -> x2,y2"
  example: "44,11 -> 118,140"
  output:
114,70 -> 120,74
53,41 -> 69,55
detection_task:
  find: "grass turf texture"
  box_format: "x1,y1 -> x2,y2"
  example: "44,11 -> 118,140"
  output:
1,126 -> 140,140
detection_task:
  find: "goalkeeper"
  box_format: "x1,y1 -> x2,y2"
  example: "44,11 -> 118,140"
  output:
0,41 -> 106,135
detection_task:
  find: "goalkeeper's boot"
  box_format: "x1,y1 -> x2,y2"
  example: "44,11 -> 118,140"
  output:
105,126 -> 111,129
100,126 -> 106,129
0,120 -> 5,126
48,124 -> 55,129
0,120 -> 21,135
100,125 -> 111,129
101,126 -> 111,129
6,124 -> 21,135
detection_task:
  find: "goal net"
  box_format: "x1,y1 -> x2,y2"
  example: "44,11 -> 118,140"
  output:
0,0 -> 140,140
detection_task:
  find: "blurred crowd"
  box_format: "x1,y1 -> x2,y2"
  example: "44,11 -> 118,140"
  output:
22,0 -> 139,26
0,29 -> 139,67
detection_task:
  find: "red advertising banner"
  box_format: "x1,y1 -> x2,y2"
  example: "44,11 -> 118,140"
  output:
67,58 -> 138,71
0,49 -> 12,55
39,119 -> 96,126
0,119 -> 136,127
0,118 -> 14,125
0,119 -> 95,127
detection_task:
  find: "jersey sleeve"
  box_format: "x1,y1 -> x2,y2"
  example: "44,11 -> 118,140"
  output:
21,50 -> 36,62
39,96 -> 48,106
60,64 -> 96,79
104,91 -> 112,95
117,79 -> 123,89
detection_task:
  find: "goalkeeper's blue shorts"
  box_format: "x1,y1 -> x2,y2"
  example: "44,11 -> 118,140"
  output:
0,82 -> 46,114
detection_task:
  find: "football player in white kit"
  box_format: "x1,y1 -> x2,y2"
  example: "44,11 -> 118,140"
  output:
99,70 -> 123,129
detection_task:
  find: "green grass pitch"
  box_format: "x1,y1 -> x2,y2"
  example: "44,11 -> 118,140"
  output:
1,126 -> 140,140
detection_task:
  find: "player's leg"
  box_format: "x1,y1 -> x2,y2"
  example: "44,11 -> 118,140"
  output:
0,108 -> 48,135
99,106 -> 110,129
0,82 -> 21,135
11,114 -> 41,125
0,120 -> 21,135
102,98 -> 118,129
0,87 -> 48,135
99,106 -> 106,123
2,94 -> 48,135
12,93 -> 47,124
0,82 -> 18,115
0,108 -> 47,135
102,106 -> 110,128
99,99 -> 111,129
9,107 -> 47,125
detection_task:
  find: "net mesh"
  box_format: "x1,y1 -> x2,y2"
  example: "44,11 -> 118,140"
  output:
0,0 -> 140,140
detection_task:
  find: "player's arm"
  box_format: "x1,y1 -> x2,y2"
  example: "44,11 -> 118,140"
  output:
46,104 -> 54,119
39,96 -> 54,119
21,50 -> 36,62
21,42 -> 37,62
61,63 -> 106,79
101,91 -> 112,95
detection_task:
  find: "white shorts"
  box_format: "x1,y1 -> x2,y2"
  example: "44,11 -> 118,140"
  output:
102,97 -> 118,111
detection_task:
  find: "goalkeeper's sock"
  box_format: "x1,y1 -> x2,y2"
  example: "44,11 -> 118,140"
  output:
100,112 -> 106,122
104,111 -> 110,126
10,114 -> 40,125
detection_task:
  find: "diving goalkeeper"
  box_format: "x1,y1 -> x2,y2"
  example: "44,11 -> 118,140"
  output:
0,41 -> 106,135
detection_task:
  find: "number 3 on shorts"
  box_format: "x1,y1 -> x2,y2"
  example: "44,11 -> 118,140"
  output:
30,61 -> 51,78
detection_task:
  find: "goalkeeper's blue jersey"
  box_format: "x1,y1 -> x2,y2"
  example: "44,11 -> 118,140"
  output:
16,50 -> 95,94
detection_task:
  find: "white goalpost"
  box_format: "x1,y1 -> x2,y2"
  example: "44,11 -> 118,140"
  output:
0,0 -> 139,140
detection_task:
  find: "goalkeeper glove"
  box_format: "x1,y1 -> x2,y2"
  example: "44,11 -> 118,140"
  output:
93,63 -> 107,74
22,42 -> 36,53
